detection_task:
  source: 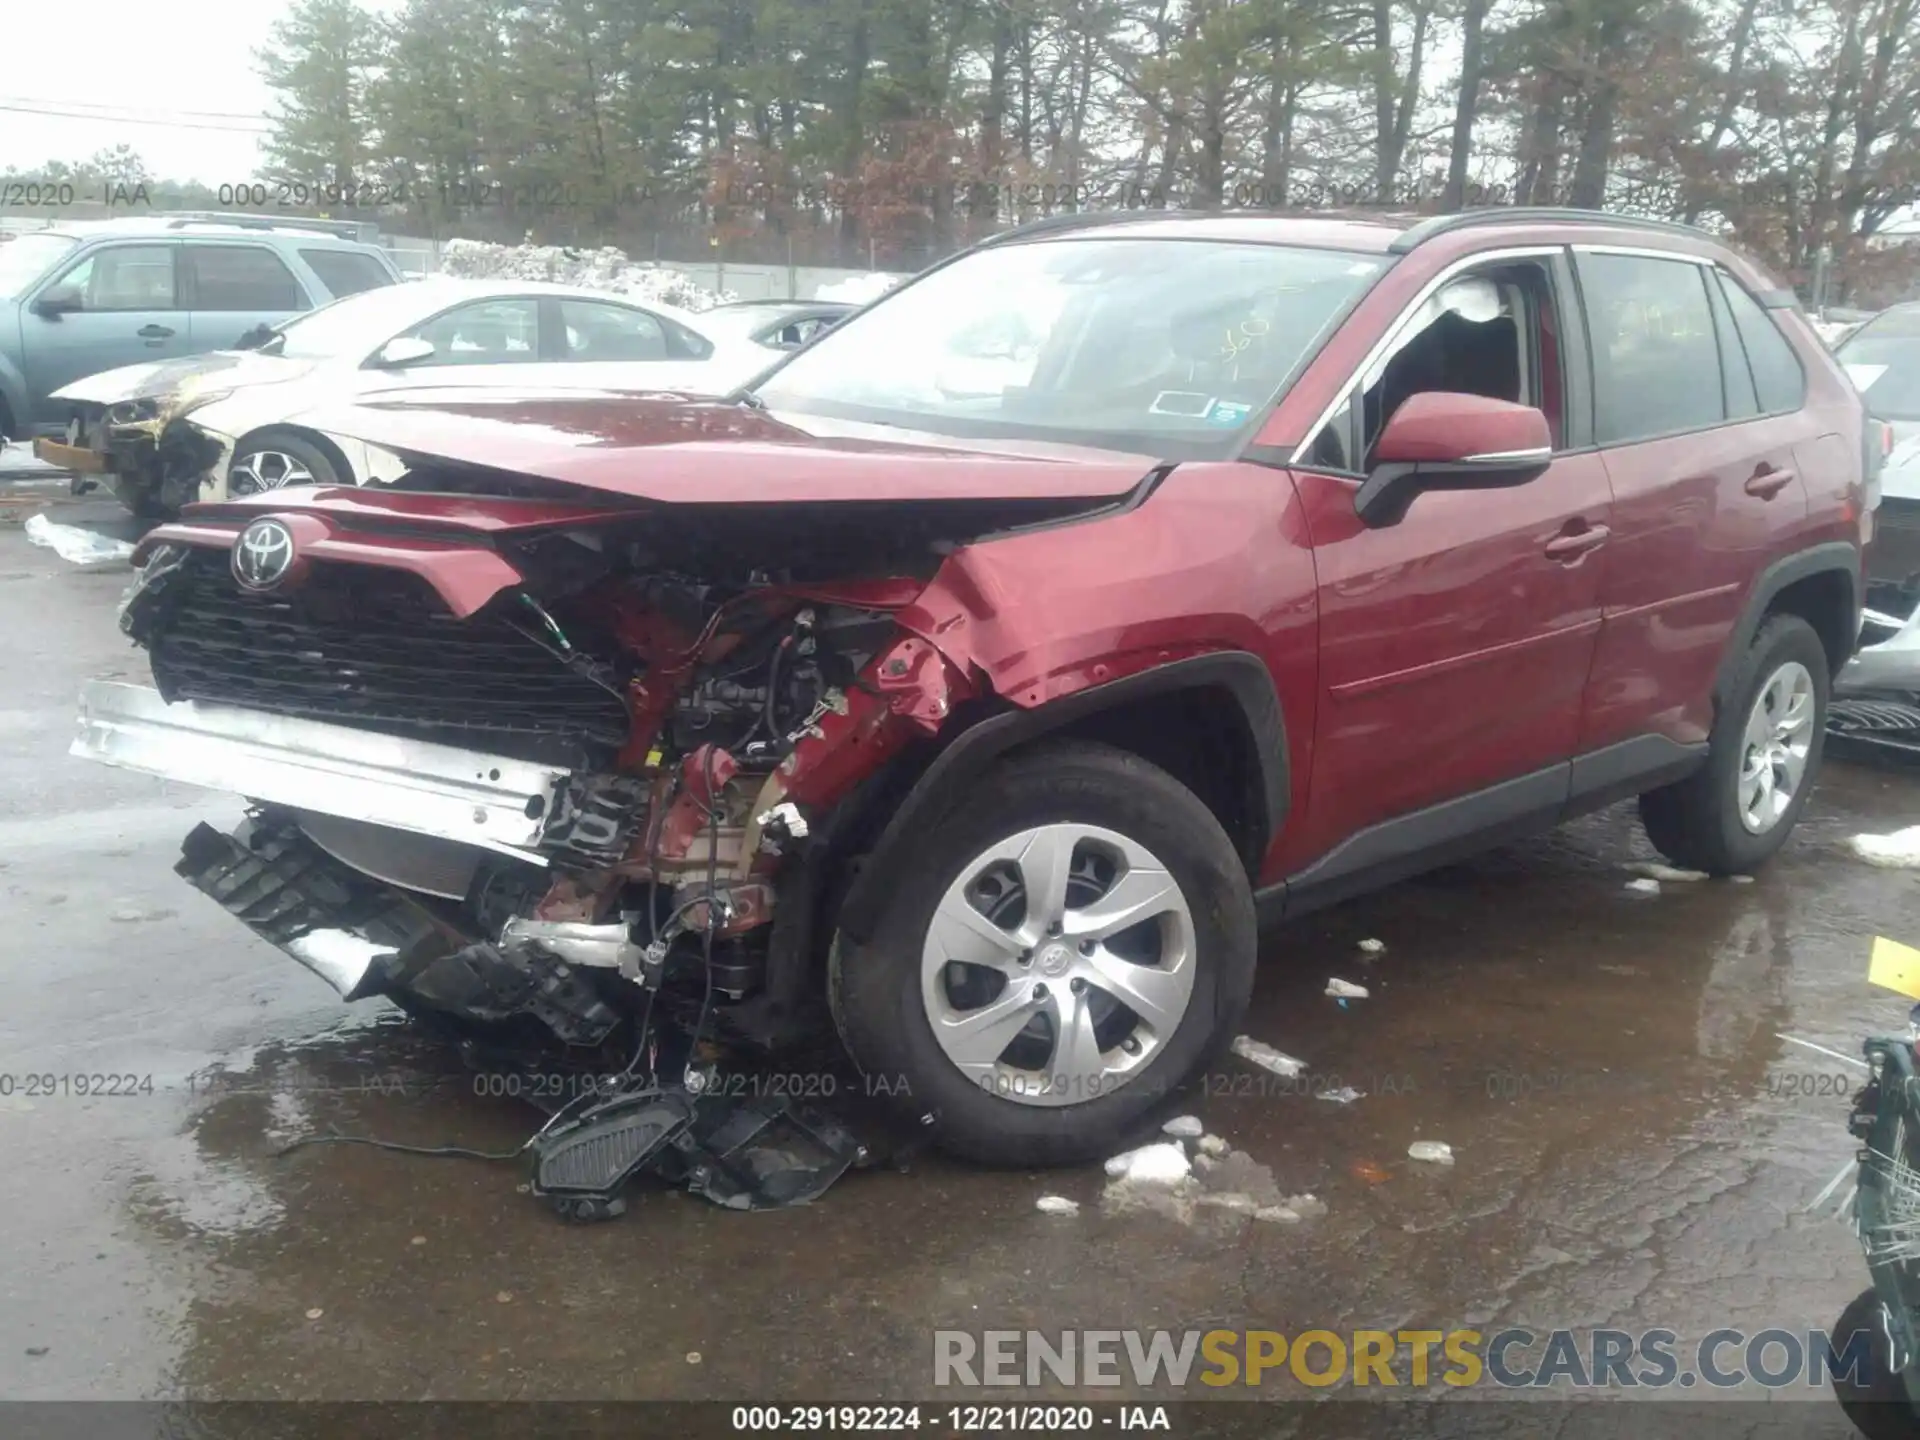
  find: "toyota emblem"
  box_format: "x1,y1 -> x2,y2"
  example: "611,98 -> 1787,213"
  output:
232,518 -> 296,591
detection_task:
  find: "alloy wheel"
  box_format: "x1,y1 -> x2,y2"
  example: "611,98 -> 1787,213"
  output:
1737,660 -> 1817,834
919,823 -> 1197,1107
229,449 -> 316,495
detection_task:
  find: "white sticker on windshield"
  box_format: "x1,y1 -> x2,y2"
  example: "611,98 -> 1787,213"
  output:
1845,363 -> 1889,391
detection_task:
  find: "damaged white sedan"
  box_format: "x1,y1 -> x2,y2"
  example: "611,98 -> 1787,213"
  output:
43,278 -> 773,518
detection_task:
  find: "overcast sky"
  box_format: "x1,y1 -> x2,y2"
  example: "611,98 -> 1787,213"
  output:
0,0 -> 392,183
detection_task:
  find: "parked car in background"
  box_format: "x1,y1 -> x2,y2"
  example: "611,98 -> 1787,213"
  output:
37,276 -> 768,516
75,208 -> 1866,1168
699,298 -> 854,352
0,213 -> 398,452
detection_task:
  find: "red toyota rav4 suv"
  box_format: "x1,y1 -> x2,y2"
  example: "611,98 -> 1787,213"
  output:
76,208 -> 1868,1168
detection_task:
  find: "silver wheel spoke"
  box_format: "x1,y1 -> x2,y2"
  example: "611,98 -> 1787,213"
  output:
1013,827 -> 1078,944
1063,865 -> 1180,942
1082,947 -> 1191,1033
928,894 -> 1027,972
931,983 -> 1037,1074
1047,988 -> 1105,1092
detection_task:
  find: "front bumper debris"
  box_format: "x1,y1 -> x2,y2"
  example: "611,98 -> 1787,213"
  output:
72,681 -> 567,860
32,437 -> 108,474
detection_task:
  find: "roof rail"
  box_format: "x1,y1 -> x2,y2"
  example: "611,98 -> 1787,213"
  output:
1389,207 -> 1718,254
160,211 -> 374,242
974,208 -> 1182,248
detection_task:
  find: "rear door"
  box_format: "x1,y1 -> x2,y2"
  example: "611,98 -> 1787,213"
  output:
1574,248 -> 1809,753
1279,247 -> 1614,877
20,241 -> 190,422
182,242 -> 313,352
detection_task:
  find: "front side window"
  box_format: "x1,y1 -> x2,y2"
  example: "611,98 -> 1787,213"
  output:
1837,306 -> 1920,422
752,238 -> 1387,458
1581,253 -> 1724,444
184,245 -> 306,310
54,245 -> 177,311
407,299 -> 539,365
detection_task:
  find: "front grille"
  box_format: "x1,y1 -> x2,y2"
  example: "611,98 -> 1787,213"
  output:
149,550 -> 630,767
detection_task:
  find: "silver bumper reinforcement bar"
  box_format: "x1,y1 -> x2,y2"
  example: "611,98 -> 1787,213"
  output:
71,681 -> 566,861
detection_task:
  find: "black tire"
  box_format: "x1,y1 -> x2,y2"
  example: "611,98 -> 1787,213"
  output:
228,431 -> 341,495
829,740 -> 1257,1166
1832,1288 -> 1920,1440
1639,613 -> 1830,875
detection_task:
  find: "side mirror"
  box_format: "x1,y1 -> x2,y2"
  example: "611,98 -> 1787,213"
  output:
372,336 -> 436,368
1353,391 -> 1553,528
30,284 -> 82,318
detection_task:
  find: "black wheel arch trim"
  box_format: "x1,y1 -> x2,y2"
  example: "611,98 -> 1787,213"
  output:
832,650 -> 1289,945
1713,541 -> 1861,710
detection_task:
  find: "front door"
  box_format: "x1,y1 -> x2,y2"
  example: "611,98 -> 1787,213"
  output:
20,242 -> 191,427
1279,250 -> 1613,878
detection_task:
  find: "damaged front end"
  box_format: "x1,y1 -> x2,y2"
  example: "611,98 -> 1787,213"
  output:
72,478 -> 1020,1211
45,360 -> 268,517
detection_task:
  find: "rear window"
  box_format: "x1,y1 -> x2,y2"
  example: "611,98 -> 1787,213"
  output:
184,245 -> 306,310
301,247 -> 395,299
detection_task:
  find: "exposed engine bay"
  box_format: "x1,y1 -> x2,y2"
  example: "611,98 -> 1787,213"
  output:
71,473 -> 1093,1214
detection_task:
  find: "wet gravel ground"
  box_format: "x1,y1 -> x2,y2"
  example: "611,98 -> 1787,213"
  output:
3,497 -> 1917,1436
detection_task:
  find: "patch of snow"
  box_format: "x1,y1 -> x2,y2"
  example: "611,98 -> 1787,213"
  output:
1849,827 -> 1920,868
1625,877 -> 1663,895
24,514 -> 133,567
812,272 -> 901,304
1035,1195 -> 1080,1216
1231,1036 -> 1305,1078
1357,938 -> 1387,956
438,238 -> 732,311
1325,977 -> 1369,999
1317,1086 -> 1363,1104
1407,1140 -> 1455,1165
1630,861 -> 1708,882
1729,874 -> 1756,884
1197,1134 -> 1228,1157
1197,1191 -> 1259,1213
1282,1193 -> 1328,1220
1254,1205 -> 1301,1223
1102,1142 -> 1191,1186
1162,1115 -> 1204,1138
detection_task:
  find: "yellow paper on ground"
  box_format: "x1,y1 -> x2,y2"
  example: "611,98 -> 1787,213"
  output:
1869,936 -> 1920,999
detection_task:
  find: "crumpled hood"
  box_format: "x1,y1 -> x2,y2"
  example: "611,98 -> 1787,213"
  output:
282,391 -> 1164,504
51,350 -> 321,407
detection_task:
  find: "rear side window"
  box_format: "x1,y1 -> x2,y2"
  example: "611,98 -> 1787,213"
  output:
1716,273 -> 1805,414
1580,253 -> 1725,443
184,245 -> 306,310
300,248 -> 395,299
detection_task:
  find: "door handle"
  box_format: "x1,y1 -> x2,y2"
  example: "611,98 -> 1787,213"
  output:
1545,523 -> 1611,561
1745,466 -> 1795,499
137,324 -> 175,339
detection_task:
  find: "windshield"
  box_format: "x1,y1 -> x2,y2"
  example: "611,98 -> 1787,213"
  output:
1839,308 -> 1920,420
0,233 -> 80,299
265,284 -> 446,360
751,238 -> 1387,457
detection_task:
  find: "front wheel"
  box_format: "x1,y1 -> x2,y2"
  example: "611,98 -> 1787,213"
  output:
228,432 -> 339,496
829,741 -> 1256,1166
1640,613 -> 1829,875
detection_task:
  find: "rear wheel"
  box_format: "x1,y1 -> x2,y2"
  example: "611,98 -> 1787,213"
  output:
1640,613 -> 1829,874
830,741 -> 1256,1166
1832,1288 -> 1920,1440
